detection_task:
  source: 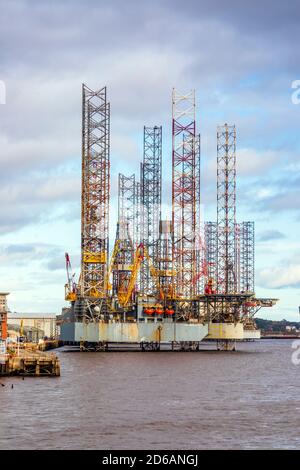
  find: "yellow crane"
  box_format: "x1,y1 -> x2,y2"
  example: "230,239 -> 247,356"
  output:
117,243 -> 164,307
20,319 -> 24,337
105,239 -> 120,292
64,253 -> 78,301
65,242 -> 165,308
142,246 -> 164,300
117,244 -> 144,307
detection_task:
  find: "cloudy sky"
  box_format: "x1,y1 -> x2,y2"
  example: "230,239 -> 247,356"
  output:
0,0 -> 299,319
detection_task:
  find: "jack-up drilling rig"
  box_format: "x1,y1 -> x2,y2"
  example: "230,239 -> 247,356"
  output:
61,85 -> 278,351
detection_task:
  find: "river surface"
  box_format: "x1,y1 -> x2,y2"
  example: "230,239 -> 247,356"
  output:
0,340 -> 299,450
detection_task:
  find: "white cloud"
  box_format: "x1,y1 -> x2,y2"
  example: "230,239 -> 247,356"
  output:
0,172 -> 80,234
258,263 -> 300,289
237,148 -> 281,177
0,134 -> 78,177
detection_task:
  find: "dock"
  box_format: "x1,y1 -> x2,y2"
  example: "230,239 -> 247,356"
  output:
0,350 -> 60,377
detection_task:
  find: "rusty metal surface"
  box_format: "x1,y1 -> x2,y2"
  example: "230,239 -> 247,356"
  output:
207,322 -> 244,340
61,321 -> 209,343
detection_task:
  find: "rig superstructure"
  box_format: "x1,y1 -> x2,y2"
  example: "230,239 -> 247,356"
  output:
61,85 -> 277,351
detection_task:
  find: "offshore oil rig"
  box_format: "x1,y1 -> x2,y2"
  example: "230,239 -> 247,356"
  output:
60,85 -> 277,351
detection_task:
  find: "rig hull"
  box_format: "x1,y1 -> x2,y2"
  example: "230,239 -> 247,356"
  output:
243,329 -> 261,340
207,322 -> 244,340
61,320 -> 209,344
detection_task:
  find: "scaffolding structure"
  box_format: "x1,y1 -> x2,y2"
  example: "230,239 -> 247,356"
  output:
80,84 -> 110,318
205,222 -> 218,284
234,222 -> 241,293
140,126 -> 162,295
216,124 -> 237,294
240,221 -> 255,293
118,173 -> 136,243
157,220 -> 173,301
172,89 -> 197,299
112,174 -> 135,299
194,134 -> 204,295
134,180 -> 141,249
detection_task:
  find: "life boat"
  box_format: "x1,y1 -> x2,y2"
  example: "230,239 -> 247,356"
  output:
165,307 -> 174,315
155,307 -> 164,315
144,307 -> 154,315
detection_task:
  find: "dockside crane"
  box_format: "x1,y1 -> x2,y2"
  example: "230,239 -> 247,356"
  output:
64,252 -> 77,302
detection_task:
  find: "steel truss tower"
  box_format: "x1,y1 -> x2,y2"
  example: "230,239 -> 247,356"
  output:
240,221 -> 255,293
172,89 -> 197,298
140,126 -> 162,295
216,123 -> 236,294
118,173 -> 136,243
234,222 -> 241,293
112,174 -> 136,299
194,134 -> 203,295
134,180 -> 142,293
80,84 -> 110,316
157,220 -> 173,301
134,181 -> 141,248
205,222 -> 218,284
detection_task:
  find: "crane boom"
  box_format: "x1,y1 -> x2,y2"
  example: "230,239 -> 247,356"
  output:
142,246 -> 164,300
105,239 -> 120,292
118,244 -> 144,307
65,253 -> 77,301
117,243 -> 164,307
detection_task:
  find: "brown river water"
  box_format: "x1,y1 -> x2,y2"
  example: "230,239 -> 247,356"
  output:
0,339 -> 299,450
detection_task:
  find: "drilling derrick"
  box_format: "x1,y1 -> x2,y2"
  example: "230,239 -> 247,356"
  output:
194,134 -> 204,295
240,221 -> 255,293
80,84 -> 110,318
216,124 -> 237,294
118,173 -> 135,244
172,89 -> 197,299
140,126 -> 162,295
134,180 -> 141,248
112,174 -> 135,303
157,220 -> 173,301
204,222 -> 218,286
235,222 -> 241,293
240,221 -> 256,324
134,180 -> 142,293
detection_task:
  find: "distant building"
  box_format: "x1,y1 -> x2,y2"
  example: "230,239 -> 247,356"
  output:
286,325 -> 296,332
7,314 -> 58,341
0,292 -> 9,340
